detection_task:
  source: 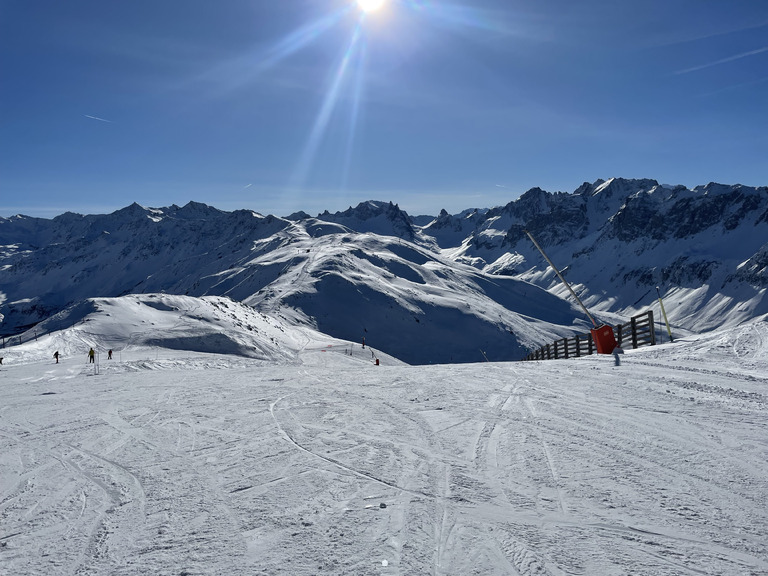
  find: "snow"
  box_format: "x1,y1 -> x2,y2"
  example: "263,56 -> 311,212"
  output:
2,300 -> 767,575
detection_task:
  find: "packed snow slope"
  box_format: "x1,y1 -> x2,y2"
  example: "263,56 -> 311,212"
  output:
1,318 -> 766,575
5,293 -> 405,368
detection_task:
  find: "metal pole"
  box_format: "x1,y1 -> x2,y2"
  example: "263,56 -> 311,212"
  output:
525,230 -> 597,327
656,286 -> 673,343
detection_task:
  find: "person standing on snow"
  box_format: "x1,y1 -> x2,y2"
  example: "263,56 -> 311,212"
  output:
54,351 -> 60,364
88,348 -> 95,363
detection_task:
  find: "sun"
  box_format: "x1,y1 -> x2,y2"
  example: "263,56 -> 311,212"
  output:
357,0 -> 386,13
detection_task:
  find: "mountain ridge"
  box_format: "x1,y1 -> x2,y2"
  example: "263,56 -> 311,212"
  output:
2,179 -> 766,362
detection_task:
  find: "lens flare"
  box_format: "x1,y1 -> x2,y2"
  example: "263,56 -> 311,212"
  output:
357,0 -> 385,13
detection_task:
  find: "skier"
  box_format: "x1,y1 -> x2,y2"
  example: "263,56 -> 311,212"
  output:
108,349 -> 113,360
53,351 -> 60,364
613,346 -> 624,366
0,356 -> 3,365
88,348 -> 95,363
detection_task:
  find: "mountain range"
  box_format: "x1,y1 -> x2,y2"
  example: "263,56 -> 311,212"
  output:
2,177 -> 766,363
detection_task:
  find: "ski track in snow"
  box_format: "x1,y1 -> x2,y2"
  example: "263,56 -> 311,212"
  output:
1,324 -> 768,575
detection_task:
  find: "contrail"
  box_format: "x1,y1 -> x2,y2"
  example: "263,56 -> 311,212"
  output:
674,46 -> 768,75
84,114 -> 113,123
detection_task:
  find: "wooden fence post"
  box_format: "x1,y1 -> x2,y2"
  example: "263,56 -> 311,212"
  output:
631,316 -> 638,349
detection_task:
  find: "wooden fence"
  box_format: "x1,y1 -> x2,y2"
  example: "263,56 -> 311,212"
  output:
522,310 -> 656,361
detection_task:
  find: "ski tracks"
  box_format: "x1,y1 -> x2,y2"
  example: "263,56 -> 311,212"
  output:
465,373 -> 568,576
267,384 -> 441,575
4,353 -> 766,575
1,374 -> 252,575
0,423 -> 148,575
504,359 -> 768,575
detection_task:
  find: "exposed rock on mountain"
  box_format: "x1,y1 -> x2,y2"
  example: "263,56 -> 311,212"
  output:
315,200 -> 417,240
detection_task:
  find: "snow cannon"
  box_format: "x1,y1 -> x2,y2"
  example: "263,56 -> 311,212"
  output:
590,325 -> 617,355
525,230 -> 617,355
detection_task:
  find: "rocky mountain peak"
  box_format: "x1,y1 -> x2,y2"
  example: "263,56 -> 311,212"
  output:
319,200 -> 416,239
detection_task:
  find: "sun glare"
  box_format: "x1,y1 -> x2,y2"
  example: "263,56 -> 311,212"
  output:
271,0 -> 511,194
357,0 -> 385,13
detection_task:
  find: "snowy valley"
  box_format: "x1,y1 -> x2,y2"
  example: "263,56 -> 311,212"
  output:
1,178 -> 768,574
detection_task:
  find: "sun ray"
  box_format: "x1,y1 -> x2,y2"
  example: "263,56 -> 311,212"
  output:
261,9 -> 349,70
291,21 -> 364,188
341,38 -> 368,190
192,8 -> 350,97
281,0 -> 518,197
402,1 -> 517,35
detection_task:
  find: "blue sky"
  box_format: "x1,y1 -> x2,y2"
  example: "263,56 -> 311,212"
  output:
2,0 -> 767,218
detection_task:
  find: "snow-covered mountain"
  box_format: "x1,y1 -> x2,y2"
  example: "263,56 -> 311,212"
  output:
2,181 -> 766,362
0,201 -> 587,363
0,202 -> 291,330
429,178 -> 768,331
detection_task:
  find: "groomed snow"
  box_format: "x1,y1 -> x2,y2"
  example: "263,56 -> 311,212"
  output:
1,319 -> 767,575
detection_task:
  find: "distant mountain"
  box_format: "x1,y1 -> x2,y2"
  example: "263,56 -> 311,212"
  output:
312,200 -> 417,240
0,201 -> 586,363
2,178 -> 766,362
0,204 -> 290,332
430,178 -> 768,331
